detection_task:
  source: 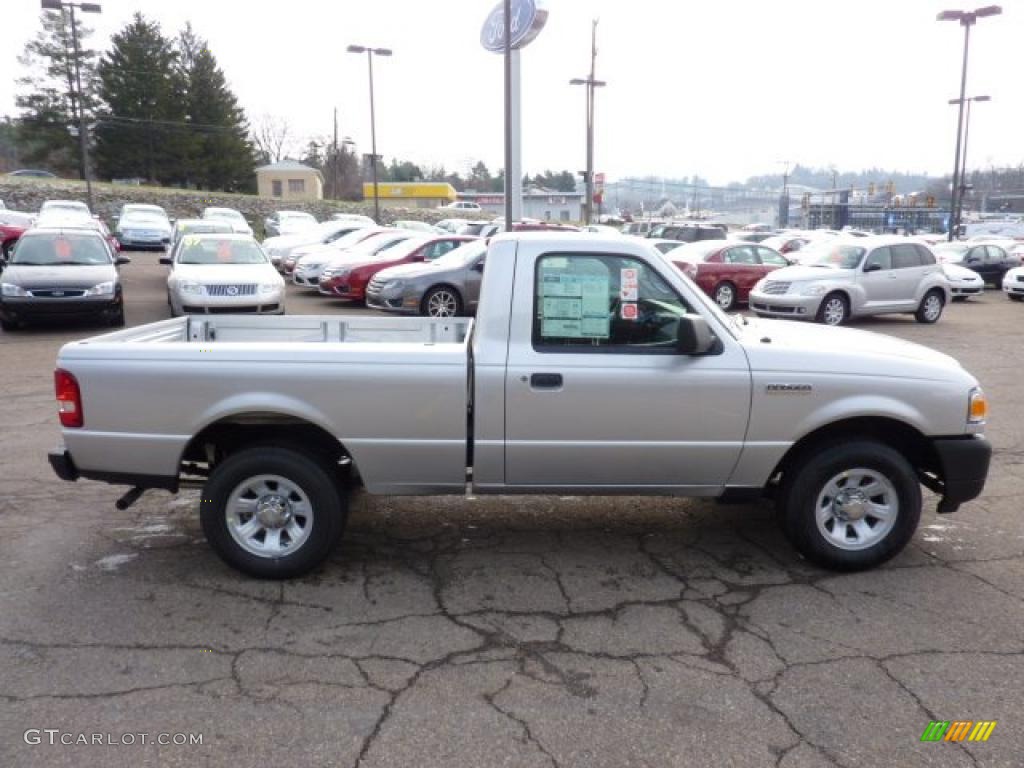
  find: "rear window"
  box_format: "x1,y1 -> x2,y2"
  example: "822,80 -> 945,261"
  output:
891,244 -> 923,269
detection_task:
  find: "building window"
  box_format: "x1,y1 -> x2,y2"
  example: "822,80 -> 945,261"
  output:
560,210 -> 570,222
288,179 -> 305,194
545,210 -> 552,220
271,180 -> 283,197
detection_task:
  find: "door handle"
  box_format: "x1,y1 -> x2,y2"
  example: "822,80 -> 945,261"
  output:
529,373 -> 563,389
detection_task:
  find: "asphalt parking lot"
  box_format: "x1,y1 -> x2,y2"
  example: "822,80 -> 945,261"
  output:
1,249 -> 1022,767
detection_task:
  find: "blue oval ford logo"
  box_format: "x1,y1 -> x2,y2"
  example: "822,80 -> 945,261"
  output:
226,286 -> 238,296
480,0 -> 548,53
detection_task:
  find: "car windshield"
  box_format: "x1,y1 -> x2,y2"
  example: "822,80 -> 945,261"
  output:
369,237 -> 429,260
333,229 -> 382,249
666,241 -> 723,261
804,243 -> 866,269
433,240 -> 487,267
177,238 -> 268,265
179,222 -> 232,235
12,233 -> 110,265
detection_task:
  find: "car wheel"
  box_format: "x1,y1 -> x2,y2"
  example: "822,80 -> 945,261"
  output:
776,440 -> 921,571
816,293 -> 848,326
200,446 -> 347,579
713,282 -> 737,311
422,286 -> 463,317
0,318 -> 19,332
1008,294 -> 1023,302
915,290 -> 945,324
109,308 -> 126,327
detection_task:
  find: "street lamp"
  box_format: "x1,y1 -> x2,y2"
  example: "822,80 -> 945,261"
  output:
41,0 -> 101,212
937,5 -> 1002,240
570,19 -> 606,225
948,95 -> 990,227
347,45 -> 392,223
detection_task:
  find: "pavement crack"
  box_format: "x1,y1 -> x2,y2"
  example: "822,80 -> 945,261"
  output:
484,678 -> 559,768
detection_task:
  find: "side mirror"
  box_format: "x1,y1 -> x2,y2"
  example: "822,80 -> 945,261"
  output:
116,256 -> 132,266
472,260 -> 485,272
676,315 -> 716,356
159,256 -> 172,265
863,262 -> 882,273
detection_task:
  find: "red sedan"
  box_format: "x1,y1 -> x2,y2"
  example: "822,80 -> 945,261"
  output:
318,235 -> 476,302
668,240 -> 789,310
1,221 -> 30,261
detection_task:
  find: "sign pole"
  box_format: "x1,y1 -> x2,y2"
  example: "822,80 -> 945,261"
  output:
509,51 -> 523,222
503,0 -> 513,227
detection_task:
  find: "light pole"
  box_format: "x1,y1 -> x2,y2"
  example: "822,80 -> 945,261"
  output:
948,94 -> 990,229
570,19 -> 605,225
937,5 -> 1001,240
347,45 -> 392,223
41,0 -> 100,212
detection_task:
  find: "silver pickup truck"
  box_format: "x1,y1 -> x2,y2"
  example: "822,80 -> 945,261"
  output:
49,234 -> 991,578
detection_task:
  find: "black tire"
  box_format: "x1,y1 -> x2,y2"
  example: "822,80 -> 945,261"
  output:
0,318 -> 19,332
815,292 -> 848,326
713,282 -> 738,312
109,307 -> 126,327
776,440 -> 921,571
1009,294 -> 1024,302
915,289 -> 945,324
951,295 -> 967,302
1,240 -> 14,261
200,446 -> 347,579
421,285 -> 463,317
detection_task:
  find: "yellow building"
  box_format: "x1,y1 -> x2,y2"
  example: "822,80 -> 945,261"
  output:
362,182 -> 457,209
256,161 -> 324,201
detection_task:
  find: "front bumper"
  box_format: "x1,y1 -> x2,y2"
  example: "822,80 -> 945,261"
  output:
292,270 -> 323,288
1002,279 -> 1024,296
365,290 -> 418,313
950,282 -> 983,295
117,235 -> 169,250
318,279 -> 366,300
748,291 -> 823,319
929,435 -> 991,513
0,295 -> 121,321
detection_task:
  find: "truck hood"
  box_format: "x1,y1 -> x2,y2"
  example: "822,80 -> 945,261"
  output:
739,317 -> 972,383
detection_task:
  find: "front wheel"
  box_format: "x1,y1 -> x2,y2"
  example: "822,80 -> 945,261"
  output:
713,282 -> 737,311
776,440 -> 921,571
1009,294 -> 1024,302
200,446 -> 347,579
816,293 -> 848,326
422,286 -> 463,317
915,290 -> 945,324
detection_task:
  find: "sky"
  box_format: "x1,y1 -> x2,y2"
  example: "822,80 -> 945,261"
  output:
2,0 -> 1022,185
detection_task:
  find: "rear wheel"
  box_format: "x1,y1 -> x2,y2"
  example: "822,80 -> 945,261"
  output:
422,286 -> 463,317
776,440 -> 921,571
0,318 -> 19,332
915,290 -> 944,324
816,293 -> 848,326
713,282 -> 737,311
1009,294 -> 1023,302
109,307 -> 126,327
200,446 -> 347,579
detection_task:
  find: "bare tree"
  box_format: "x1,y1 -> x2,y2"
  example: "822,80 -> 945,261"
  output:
251,113 -> 295,164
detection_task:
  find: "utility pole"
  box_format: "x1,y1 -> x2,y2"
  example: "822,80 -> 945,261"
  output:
333,107 -> 339,201
570,19 -> 605,225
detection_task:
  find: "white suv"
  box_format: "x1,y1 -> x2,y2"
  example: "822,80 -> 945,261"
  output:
749,236 -> 950,325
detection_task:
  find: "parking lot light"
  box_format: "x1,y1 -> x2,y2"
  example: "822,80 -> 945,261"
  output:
347,45 -> 392,224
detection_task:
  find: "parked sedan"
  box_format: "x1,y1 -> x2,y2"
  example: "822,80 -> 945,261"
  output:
366,238 -> 488,317
319,235 -> 475,302
749,237 -> 950,325
169,219 -> 234,252
40,199 -> 91,216
115,209 -> 172,250
933,241 -> 1016,287
162,234 -> 284,316
264,210 -> 317,238
667,240 -> 789,310
0,227 -> 129,331
282,227 -> 388,276
201,207 -> 253,236
942,262 -> 985,300
266,221 -> 375,272
1003,266 -> 1024,301
295,230 -> 419,289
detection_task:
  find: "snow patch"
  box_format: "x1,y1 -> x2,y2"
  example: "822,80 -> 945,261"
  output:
95,553 -> 138,571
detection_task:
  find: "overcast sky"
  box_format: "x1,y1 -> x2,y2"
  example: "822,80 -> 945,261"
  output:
3,0 -> 1021,184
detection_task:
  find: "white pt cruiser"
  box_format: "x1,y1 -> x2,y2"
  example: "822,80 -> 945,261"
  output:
749,237 -> 951,325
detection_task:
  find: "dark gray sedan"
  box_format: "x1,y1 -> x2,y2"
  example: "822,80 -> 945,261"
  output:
0,228 -> 130,331
366,239 -> 487,317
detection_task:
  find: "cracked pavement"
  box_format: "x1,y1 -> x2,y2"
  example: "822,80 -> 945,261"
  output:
0,253 -> 1021,766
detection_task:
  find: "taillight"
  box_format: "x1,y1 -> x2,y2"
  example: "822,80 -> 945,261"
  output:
55,369 -> 83,428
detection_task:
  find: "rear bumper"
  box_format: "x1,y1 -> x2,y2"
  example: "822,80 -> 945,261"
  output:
49,448 -> 178,491
49,449 -> 79,481
930,435 -> 991,512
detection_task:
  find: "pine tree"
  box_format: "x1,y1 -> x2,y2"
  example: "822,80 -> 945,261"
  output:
14,10 -> 99,176
177,23 -> 255,192
94,13 -> 185,184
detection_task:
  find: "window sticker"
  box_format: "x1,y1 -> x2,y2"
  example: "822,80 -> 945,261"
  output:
621,302 -> 638,321
55,238 -> 73,260
539,264 -> 610,339
543,297 -> 582,319
620,267 -> 639,301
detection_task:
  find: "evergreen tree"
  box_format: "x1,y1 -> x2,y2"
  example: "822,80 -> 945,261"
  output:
14,10 -> 99,176
177,23 -> 255,191
94,13 -> 185,184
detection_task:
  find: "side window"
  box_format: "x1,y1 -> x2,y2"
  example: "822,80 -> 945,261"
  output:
864,247 -> 892,271
986,245 -> 1006,263
965,247 -> 984,264
271,181 -> 283,198
425,241 -> 452,260
757,247 -> 788,266
915,245 -> 936,265
725,246 -> 757,265
891,244 -> 922,269
533,253 -> 695,353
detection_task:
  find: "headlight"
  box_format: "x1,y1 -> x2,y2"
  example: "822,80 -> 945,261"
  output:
259,283 -> 281,294
1,283 -> 28,297
968,387 -> 988,425
382,279 -> 404,292
84,281 -> 115,296
303,262 -> 323,271
178,281 -> 203,295
325,267 -> 349,279
800,284 -> 829,296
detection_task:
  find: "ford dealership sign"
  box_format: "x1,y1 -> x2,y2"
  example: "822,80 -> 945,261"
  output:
480,0 -> 548,53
